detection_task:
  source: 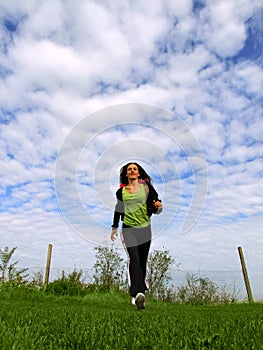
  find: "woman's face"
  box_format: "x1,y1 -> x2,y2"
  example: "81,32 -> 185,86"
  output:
126,163 -> 140,180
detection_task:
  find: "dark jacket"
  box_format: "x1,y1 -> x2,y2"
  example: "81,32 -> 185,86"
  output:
111,181 -> 162,228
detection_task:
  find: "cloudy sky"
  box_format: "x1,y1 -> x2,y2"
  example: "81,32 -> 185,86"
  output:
0,0 -> 262,299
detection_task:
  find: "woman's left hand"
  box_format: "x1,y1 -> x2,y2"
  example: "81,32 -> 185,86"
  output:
153,200 -> 162,209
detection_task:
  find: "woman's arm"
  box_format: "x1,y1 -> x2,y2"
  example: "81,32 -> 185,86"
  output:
111,188 -> 124,240
146,182 -> 163,215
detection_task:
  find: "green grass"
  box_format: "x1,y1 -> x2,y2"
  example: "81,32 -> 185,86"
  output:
0,287 -> 262,349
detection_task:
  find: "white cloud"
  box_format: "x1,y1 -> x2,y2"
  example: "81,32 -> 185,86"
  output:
233,61 -> 263,96
163,0 -> 193,18
198,0 -> 253,57
20,0 -> 65,40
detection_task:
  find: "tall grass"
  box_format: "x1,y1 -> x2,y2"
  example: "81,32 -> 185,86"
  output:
0,286 -> 262,349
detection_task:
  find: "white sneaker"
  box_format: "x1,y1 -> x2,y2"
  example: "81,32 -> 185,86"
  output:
130,297 -> 136,306
135,293 -> 145,310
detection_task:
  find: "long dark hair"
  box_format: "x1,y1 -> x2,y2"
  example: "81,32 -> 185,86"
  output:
119,162 -> 152,186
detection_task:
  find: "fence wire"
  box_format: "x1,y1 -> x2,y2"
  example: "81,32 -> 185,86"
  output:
170,269 -> 247,301
25,266 -> 248,301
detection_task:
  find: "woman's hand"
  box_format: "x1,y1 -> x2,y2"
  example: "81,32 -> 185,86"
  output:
153,200 -> 163,214
111,228 -> 118,241
153,200 -> 162,209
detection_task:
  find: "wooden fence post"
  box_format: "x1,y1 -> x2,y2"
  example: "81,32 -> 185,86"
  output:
44,244 -> 53,289
237,246 -> 254,303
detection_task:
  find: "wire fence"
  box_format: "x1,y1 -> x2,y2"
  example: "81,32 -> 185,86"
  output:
171,269 -> 247,301
25,266 -> 248,302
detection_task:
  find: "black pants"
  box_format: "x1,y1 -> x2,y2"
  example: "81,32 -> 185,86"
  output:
122,224 -> 152,298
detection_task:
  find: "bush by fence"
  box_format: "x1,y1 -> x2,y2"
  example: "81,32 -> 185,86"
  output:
23,265 -> 247,303
0,245 -> 248,303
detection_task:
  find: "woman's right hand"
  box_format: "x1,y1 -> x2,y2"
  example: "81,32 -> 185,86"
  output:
111,228 -> 118,242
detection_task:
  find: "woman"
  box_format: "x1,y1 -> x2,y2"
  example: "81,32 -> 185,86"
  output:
111,162 -> 162,310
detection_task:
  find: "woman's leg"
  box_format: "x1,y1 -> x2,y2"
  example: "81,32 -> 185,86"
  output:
126,244 -> 147,297
122,225 -> 151,297
138,239 -> 151,283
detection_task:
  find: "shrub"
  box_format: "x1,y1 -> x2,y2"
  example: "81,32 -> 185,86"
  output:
0,246 -> 29,283
175,274 -> 219,305
93,246 -> 127,291
47,269 -> 85,296
147,248 -> 176,300
174,273 -> 237,305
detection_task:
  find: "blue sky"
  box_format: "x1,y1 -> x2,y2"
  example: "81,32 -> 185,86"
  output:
0,0 -> 262,299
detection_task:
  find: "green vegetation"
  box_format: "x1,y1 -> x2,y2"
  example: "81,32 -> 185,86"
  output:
0,245 -> 241,303
147,248 -> 176,299
93,246 -> 127,290
0,286 -> 262,350
0,246 -> 29,283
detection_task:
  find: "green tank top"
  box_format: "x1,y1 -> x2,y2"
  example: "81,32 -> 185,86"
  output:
122,184 -> 150,228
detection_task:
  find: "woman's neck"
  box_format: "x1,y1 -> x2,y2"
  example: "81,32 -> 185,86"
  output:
128,179 -> 139,186
126,179 -> 141,193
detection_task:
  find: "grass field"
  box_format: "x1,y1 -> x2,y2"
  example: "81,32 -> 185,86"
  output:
0,286 -> 262,350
